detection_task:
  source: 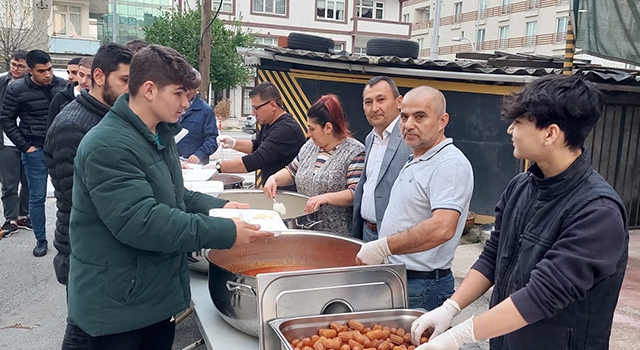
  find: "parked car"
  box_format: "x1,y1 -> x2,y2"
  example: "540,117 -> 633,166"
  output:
242,115 -> 257,134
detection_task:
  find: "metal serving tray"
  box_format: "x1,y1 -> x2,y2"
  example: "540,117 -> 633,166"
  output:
269,309 -> 426,350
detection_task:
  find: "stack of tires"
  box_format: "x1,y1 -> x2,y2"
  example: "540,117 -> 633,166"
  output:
286,32 -> 420,59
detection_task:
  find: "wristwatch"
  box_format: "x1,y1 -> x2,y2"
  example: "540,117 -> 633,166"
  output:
215,161 -> 223,173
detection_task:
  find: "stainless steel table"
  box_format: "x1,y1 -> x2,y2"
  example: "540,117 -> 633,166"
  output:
190,272 -> 259,350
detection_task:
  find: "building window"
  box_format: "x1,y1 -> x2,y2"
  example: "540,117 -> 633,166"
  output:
525,21 -> 537,46
317,0 -> 345,21
417,38 -> 424,50
354,46 -> 366,55
255,37 -> 277,46
498,25 -> 509,48
253,0 -> 286,15
53,5 -> 82,36
357,0 -> 384,20
527,0 -> 540,10
242,88 -> 252,116
476,28 -> 485,51
501,0 -> 510,14
403,13 -> 410,22
478,0 -> 487,19
556,16 -> 568,42
213,0 -> 233,13
423,6 -> 430,22
334,43 -> 344,51
453,2 -> 462,23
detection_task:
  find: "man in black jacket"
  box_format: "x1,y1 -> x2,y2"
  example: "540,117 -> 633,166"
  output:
410,75 -> 628,350
47,56 -> 95,130
0,50 -> 66,256
0,50 -> 30,237
44,43 -> 132,350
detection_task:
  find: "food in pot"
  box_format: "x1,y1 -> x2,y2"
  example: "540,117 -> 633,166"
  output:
288,319 -> 426,350
239,265 -> 319,276
273,200 -> 287,217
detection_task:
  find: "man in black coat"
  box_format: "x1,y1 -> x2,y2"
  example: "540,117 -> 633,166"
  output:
44,43 -> 132,350
0,50 -> 66,256
0,50 -> 30,237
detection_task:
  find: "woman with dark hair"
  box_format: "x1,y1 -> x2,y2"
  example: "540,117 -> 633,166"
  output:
264,94 -> 365,237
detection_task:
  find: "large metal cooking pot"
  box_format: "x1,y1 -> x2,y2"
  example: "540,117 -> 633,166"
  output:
206,230 -> 363,337
210,173 -> 244,189
216,189 -> 321,230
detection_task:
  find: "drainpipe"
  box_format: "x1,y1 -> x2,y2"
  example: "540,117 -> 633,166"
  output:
430,0 -> 441,60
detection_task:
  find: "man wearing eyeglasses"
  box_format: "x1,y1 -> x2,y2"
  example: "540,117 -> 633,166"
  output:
216,82 -> 305,191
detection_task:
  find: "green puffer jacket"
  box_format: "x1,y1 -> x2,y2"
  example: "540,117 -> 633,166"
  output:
67,94 -> 236,337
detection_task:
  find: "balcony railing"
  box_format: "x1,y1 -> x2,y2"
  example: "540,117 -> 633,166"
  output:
49,36 -> 101,55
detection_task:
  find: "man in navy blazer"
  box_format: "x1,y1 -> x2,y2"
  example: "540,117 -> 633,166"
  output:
353,76 -> 412,242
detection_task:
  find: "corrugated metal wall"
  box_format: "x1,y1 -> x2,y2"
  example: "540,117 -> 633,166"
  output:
586,91 -> 640,228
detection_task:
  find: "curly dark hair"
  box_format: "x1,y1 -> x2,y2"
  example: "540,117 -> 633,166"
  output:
501,74 -> 605,150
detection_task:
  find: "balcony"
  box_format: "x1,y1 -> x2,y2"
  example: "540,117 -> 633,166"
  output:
352,17 -> 411,38
49,36 -> 101,55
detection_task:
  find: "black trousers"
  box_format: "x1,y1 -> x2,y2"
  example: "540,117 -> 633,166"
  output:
87,318 -> 175,350
0,145 -> 29,220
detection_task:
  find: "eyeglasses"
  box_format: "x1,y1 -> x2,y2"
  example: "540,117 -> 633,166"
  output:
251,100 -> 272,112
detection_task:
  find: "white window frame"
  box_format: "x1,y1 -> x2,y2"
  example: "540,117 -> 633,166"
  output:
454,2 -> 462,23
317,0 -> 346,21
213,0 -> 233,13
53,4 -> 83,37
356,0 -> 384,20
556,16 -> 568,42
255,36 -> 277,46
354,46 -> 366,55
242,88 -> 253,116
402,13 -> 410,22
476,28 -> 485,51
423,6 -> 431,22
498,25 -> 509,48
525,21 -> 537,46
253,0 -> 286,16
478,0 -> 487,19
527,0 -> 540,10
501,0 -> 511,14
334,43 -> 344,51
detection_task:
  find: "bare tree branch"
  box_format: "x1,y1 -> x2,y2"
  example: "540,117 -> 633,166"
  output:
0,0 -> 47,69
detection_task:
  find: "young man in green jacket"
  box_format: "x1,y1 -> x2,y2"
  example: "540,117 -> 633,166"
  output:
68,45 -> 273,350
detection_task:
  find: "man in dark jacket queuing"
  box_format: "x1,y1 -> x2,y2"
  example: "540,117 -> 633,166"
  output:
410,75 -> 628,350
44,43 -> 133,350
0,49 -> 31,237
215,82 -> 306,191
67,44 -> 272,350
176,68 -> 218,165
66,57 -> 80,84
0,50 -> 66,256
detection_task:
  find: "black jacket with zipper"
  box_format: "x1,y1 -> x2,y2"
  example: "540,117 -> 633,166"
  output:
47,81 -> 77,130
473,150 -> 628,350
0,74 -> 66,152
0,74 -> 11,149
44,89 -> 110,285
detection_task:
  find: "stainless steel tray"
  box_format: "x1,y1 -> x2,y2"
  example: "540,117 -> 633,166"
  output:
269,309 -> 426,350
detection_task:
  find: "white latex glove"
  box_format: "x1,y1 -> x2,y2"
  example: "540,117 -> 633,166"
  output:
217,135 -> 236,149
415,317 -> 477,350
411,299 -> 461,344
355,237 -> 391,265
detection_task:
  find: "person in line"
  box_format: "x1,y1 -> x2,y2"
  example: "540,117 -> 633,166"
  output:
0,50 -> 66,256
66,57 -> 81,84
67,44 -> 272,350
45,43 -> 133,350
263,94 -> 365,236
48,56 -> 94,129
125,39 -> 149,53
0,49 -> 31,236
356,86 -> 474,312
176,68 -> 218,165
352,76 -> 412,242
410,75 -> 628,350
215,82 -> 306,191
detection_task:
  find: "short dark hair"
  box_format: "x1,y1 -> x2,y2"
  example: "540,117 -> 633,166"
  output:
10,50 -> 28,61
249,82 -> 283,106
128,45 -> 197,96
26,50 -> 51,69
501,74 -> 605,150
125,39 -> 149,53
365,76 -> 400,98
308,94 -> 352,139
68,57 -> 82,65
79,56 -> 93,68
91,43 -> 132,86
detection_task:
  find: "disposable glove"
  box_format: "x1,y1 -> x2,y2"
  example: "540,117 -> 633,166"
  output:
355,237 -> 391,265
411,298 -> 461,344
415,317 -> 477,350
217,135 -> 236,149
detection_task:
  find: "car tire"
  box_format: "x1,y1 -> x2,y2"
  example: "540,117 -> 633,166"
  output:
366,38 -> 420,59
288,32 -> 335,53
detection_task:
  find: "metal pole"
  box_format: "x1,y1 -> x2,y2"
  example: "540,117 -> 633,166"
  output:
429,0 -> 441,60
111,0 -> 117,43
199,0 -> 212,103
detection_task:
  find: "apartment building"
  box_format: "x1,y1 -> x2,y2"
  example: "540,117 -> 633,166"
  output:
403,0 -> 572,59
184,0 -> 411,119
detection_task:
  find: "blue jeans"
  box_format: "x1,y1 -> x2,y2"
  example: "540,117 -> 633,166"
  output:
362,221 -> 378,242
407,272 -> 455,311
21,148 -> 47,242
